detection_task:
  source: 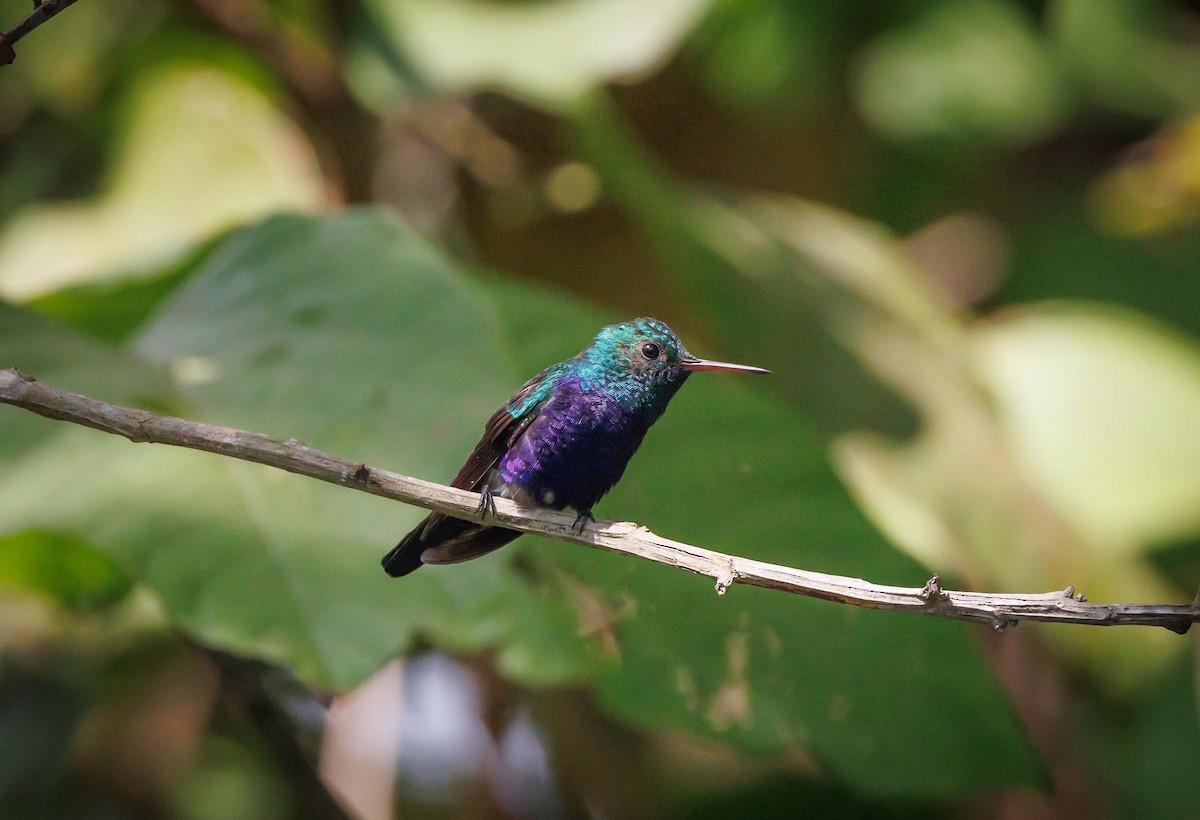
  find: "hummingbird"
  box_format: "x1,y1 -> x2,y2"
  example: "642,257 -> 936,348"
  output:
381,318 -> 770,577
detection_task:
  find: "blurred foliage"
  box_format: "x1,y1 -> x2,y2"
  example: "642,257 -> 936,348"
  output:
0,530 -> 132,610
0,212 -> 1039,796
0,61 -> 325,299
855,0 -> 1073,144
360,0 -> 714,108
1,0 -> 1199,816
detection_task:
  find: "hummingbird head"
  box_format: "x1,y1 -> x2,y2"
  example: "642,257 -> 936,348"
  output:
581,318 -> 770,412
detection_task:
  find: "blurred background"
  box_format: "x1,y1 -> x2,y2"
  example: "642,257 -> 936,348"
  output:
1,0 -> 1199,816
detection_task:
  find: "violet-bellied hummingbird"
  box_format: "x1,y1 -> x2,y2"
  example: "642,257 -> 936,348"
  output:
382,318 -> 770,577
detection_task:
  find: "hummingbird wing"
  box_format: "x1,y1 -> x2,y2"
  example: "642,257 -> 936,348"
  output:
446,370 -> 552,496
381,367 -> 559,577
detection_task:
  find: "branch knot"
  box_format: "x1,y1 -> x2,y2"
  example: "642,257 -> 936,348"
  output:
713,563 -> 737,596
920,573 -> 947,604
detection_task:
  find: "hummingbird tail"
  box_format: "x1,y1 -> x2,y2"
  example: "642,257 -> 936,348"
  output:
382,514 -> 522,577
380,528 -> 428,578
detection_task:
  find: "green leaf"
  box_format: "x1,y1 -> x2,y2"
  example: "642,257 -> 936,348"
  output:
27,242 -> 214,344
1083,658 -> 1200,818
687,0 -> 839,115
853,0 -> 1073,143
1051,0 -> 1200,117
0,301 -> 176,460
0,531 -> 132,611
0,211 -> 591,689
975,304 -> 1200,551
571,92 -> 919,440
667,773 -> 939,820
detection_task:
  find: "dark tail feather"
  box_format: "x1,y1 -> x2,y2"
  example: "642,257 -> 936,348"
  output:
382,514 -> 521,578
381,524 -> 430,578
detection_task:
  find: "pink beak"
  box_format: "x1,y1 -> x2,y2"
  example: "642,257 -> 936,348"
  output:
681,356 -> 771,375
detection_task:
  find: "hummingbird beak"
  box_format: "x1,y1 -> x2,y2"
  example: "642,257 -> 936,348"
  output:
680,356 -> 771,375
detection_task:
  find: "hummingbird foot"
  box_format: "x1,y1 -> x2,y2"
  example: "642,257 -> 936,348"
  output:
571,509 -> 595,535
476,485 -> 497,521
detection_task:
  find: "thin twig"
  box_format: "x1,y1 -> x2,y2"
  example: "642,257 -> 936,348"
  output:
2,367 -> 1197,633
1,0 -> 80,66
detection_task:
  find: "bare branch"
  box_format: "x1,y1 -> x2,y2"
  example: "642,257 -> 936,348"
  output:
1,0 -> 80,66
1,367 -> 1197,633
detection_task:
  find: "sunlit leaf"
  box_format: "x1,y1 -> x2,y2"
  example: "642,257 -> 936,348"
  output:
1090,115 -> 1200,236
362,0 -> 715,108
0,63 -> 326,300
974,305 -> 1200,552
753,200 -> 1190,689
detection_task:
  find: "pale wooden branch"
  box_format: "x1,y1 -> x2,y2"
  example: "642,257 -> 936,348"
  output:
1,0 -> 81,66
2,367 -> 1197,633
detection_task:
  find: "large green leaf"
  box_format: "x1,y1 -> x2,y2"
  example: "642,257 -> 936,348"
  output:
0,210 -> 1040,794
0,301 -> 176,460
0,212 -> 589,688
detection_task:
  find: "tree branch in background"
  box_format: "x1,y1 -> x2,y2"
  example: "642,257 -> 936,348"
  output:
0,0 -> 81,66
2,367 -> 1197,633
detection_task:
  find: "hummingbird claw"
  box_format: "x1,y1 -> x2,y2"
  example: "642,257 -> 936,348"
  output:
571,509 -> 595,535
476,485 -> 497,520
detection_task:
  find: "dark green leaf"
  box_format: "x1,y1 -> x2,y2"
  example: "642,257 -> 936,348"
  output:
0,530 -> 132,610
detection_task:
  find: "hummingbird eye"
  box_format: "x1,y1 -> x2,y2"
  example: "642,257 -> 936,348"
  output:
639,342 -> 661,360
